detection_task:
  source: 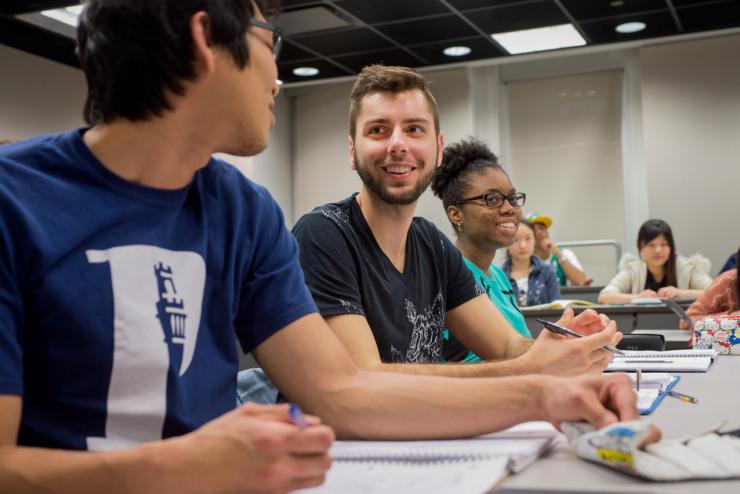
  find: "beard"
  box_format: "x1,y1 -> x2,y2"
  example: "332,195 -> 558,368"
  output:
354,150 -> 437,206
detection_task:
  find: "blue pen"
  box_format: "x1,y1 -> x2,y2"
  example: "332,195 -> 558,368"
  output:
289,403 -> 309,429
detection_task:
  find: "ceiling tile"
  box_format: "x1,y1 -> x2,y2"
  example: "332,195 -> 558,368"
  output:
579,11 -> 679,44
333,49 -> 425,73
333,0 -> 450,24
446,0 -> 537,10
375,14 -> 479,45
278,58 -> 352,83
280,40 -> 316,62
291,27 -> 392,56
408,36 -> 506,65
678,1 -> 740,31
559,0 -> 669,21
466,1 -> 568,34
671,0 -> 730,5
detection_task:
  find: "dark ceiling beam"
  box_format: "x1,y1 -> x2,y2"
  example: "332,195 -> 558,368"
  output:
0,15 -> 80,68
552,0 -> 593,44
665,0 -> 684,32
0,1 -> 75,15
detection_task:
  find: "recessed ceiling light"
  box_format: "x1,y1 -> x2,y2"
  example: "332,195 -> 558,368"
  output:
292,67 -> 319,77
615,22 -> 646,34
492,24 -> 586,55
443,46 -> 471,57
610,1 -> 625,7
40,5 -> 83,27
276,79 -> 284,86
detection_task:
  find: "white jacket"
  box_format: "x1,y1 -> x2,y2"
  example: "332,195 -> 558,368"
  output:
600,253 -> 712,295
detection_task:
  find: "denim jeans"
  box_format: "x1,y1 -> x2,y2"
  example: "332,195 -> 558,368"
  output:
236,368 -> 279,406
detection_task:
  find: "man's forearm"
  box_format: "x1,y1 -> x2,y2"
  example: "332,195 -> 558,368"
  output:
0,439 -> 180,494
371,356 -> 531,378
312,371 -> 547,440
560,259 -> 586,285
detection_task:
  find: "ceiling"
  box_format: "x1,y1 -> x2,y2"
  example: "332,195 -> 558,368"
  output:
2,0 -> 740,84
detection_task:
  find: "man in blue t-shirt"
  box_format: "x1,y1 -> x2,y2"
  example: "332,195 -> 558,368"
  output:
0,2 -> 656,492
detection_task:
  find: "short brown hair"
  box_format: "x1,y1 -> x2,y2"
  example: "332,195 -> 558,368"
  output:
348,65 -> 440,139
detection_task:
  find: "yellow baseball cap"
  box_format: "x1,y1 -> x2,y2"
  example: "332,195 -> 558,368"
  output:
525,212 -> 552,228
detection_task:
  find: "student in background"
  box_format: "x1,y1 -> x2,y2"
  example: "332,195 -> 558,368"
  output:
598,219 -> 712,304
527,212 -> 589,286
684,246 -> 740,325
719,251 -> 738,275
430,138 -> 530,362
503,221 -> 561,307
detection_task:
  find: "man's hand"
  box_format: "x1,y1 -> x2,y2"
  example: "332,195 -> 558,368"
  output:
539,373 -> 662,447
165,403 -> 335,494
543,238 -> 559,257
520,309 -> 621,376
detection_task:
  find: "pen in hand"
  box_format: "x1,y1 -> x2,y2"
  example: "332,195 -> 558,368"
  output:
289,403 -> 310,429
536,319 -> 625,355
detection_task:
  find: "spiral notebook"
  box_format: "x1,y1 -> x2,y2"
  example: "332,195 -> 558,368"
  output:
297,423 -> 558,494
606,349 -> 717,372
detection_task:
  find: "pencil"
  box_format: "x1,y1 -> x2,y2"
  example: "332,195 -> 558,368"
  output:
667,390 -> 698,404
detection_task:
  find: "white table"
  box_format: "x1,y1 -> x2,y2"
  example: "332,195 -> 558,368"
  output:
499,356 -> 740,493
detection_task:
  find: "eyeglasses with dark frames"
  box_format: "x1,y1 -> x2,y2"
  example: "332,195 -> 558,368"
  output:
248,19 -> 284,61
451,192 -> 526,209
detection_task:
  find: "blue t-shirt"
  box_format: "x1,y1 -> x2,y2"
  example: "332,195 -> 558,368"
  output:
442,258 -> 531,363
0,130 -> 317,450
463,258 -> 530,338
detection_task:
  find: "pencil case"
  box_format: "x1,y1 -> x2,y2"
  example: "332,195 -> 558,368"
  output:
563,420 -> 740,481
692,315 -> 740,355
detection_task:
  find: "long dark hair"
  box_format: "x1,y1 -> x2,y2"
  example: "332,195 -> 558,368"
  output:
637,219 -> 677,287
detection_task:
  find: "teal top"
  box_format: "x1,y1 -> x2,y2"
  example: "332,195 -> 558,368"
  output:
443,257 -> 531,363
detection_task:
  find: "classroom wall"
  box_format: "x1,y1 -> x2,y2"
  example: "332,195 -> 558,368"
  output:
506,70 -> 626,285
640,33 -> 740,273
0,44 -> 86,138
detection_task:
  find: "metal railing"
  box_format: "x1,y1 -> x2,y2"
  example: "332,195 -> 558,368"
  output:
556,239 -> 622,270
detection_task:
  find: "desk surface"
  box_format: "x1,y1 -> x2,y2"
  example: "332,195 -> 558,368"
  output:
500,357 -> 740,493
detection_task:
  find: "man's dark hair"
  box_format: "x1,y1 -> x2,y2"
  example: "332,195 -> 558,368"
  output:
431,137 -> 505,211
78,0 -> 279,124
349,65 -> 439,139
637,219 -> 677,287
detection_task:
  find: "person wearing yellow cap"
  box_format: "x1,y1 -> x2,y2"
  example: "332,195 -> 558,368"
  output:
525,212 -> 589,286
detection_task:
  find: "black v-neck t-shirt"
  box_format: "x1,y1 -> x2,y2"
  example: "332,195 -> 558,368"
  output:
645,270 -> 667,292
292,194 -> 481,363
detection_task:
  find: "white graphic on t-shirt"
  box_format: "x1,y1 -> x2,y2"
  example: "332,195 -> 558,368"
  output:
317,206 -> 349,226
403,291 -> 445,363
84,245 -> 205,451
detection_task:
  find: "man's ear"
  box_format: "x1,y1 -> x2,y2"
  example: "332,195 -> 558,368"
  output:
348,136 -> 357,170
436,130 -> 445,168
190,12 -> 216,75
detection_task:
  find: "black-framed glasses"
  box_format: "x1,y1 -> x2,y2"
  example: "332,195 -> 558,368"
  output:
452,192 -> 526,209
248,19 -> 284,61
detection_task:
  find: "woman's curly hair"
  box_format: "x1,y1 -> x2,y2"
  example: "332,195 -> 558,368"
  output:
431,137 -> 503,210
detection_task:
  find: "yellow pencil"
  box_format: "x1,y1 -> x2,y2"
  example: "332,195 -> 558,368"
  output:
667,390 -> 698,404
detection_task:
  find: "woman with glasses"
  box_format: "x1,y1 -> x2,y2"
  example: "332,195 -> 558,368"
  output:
503,220 -> 561,307
431,138 -> 531,362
